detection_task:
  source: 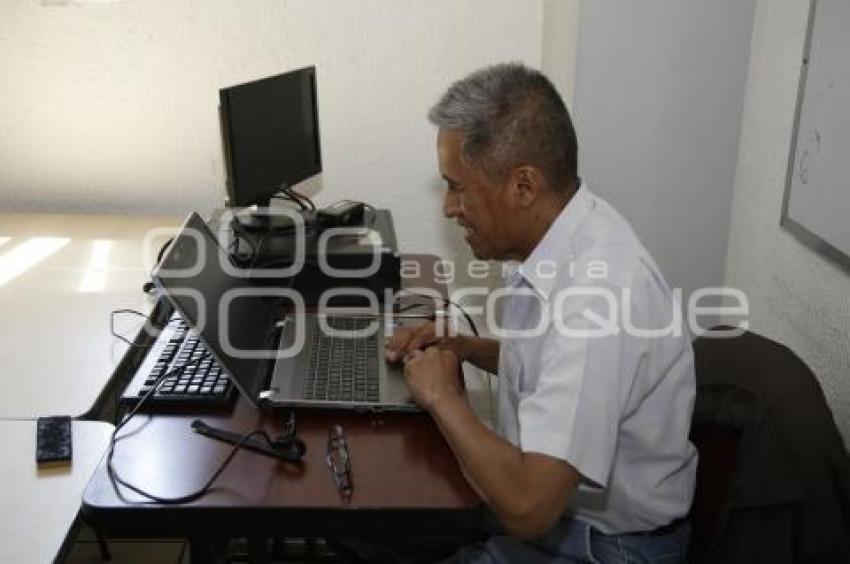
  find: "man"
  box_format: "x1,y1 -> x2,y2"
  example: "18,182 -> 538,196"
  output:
387,63 -> 698,562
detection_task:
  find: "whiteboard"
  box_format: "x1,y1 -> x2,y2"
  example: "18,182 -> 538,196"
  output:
782,0 -> 850,271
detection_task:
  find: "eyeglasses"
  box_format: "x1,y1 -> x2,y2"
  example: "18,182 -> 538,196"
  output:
326,424 -> 353,497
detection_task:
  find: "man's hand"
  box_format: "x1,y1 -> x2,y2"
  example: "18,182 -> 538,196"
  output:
403,347 -> 464,411
385,319 -> 467,363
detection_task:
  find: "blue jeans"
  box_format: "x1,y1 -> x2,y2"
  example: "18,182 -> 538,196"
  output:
441,516 -> 691,564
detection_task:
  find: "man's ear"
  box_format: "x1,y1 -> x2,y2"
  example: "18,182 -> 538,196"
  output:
509,166 -> 542,208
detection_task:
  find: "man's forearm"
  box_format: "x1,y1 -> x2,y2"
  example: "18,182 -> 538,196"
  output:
430,393 -> 530,525
428,393 -> 574,539
401,347 -> 577,538
458,336 -> 500,373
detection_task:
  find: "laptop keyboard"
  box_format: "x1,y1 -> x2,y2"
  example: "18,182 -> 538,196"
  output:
122,318 -> 234,408
303,316 -> 380,402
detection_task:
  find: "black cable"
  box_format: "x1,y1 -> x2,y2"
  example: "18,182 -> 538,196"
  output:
227,220 -> 279,271
241,216 -> 275,272
106,351 -> 302,504
111,349 -> 208,427
271,191 -> 308,211
112,309 -> 148,320
394,302 -> 437,315
245,188 -> 319,269
448,299 -> 479,337
109,310 -> 186,421
292,188 -> 315,211
143,238 -> 175,294
393,291 -> 479,337
271,185 -> 316,212
248,232 -> 270,271
108,426 -> 269,504
230,226 -> 289,273
107,305 -> 305,503
110,309 -> 176,348
282,186 -> 309,209
156,237 -> 174,265
229,222 -> 257,263
244,217 -> 299,271
283,186 -> 316,211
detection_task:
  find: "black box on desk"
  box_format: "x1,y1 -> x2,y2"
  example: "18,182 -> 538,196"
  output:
218,209 -> 402,306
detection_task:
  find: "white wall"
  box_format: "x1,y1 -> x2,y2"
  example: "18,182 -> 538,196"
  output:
725,0 -> 850,443
571,0 -> 756,301
0,0 -> 543,264
541,0 -> 581,108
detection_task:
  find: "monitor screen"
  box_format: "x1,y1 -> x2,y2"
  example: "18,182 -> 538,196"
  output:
219,66 -> 322,207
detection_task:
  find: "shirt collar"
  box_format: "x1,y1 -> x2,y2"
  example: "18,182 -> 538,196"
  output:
511,183 -> 593,300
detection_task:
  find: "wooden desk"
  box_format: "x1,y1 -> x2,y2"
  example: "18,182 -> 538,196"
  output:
0,213 -> 181,418
81,253 -> 482,544
0,420 -> 114,563
83,400 -> 480,537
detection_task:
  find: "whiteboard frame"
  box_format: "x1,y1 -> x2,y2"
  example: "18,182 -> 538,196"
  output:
781,0 -> 850,273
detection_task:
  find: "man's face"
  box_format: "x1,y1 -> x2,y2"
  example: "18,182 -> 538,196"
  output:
437,130 -> 511,260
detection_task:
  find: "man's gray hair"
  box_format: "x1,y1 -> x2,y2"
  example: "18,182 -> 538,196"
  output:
428,63 -> 578,192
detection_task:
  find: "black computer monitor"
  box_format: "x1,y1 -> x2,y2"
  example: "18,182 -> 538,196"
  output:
219,66 -> 322,208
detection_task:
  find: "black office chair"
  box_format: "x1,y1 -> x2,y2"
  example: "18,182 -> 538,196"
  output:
688,328 -> 850,563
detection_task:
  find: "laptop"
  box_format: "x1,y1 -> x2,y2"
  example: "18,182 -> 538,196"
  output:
152,212 -> 422,412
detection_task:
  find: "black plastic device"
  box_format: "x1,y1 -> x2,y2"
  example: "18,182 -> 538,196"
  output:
36,416 -> 72,465
317,200 -> 365,227
227,208 -> 403,305
191,419 -> 305,462
219,66 -> 322,208
231,207 -> 310,233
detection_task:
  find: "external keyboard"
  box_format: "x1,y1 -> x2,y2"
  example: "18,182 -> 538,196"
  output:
120,317 -> 234,409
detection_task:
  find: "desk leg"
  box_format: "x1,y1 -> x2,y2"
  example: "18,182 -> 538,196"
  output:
188,536 -> 225,564
94,528 -> 112,561
247,537 -> 270,563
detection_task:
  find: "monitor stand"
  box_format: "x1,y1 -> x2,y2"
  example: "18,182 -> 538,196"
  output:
231,206 -> 301,232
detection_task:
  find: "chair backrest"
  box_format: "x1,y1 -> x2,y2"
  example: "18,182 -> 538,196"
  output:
688,421 -> 740,561
688,327 -> 850,562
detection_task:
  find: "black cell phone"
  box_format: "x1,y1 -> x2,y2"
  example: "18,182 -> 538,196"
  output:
36,416 -> 72,465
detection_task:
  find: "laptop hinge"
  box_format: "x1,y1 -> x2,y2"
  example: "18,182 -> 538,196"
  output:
255,320 -> 285,401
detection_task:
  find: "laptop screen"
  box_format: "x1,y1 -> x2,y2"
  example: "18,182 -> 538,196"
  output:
152,212 -> 277,402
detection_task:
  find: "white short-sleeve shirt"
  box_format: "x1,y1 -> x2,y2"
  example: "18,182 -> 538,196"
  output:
496,184 -> 698,534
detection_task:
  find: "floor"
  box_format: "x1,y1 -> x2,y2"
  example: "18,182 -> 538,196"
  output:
66,525 -> 188,564
65,527 -> 343,563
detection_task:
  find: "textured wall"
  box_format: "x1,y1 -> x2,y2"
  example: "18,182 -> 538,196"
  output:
725,0 -> 850,443
0,0 -> 543,263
